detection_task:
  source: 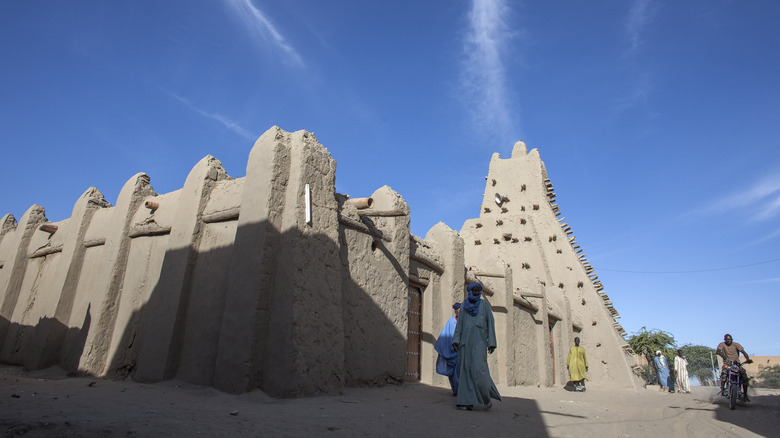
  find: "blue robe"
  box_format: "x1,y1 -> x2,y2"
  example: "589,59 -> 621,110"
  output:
452,300 -> 501,405
434,316 -> 460,394
654,355 -> 672,389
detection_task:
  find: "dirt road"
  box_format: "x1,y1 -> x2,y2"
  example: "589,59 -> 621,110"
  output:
2,365 -> 778,437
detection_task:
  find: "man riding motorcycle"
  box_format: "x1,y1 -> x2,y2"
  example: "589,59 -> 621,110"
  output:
716,334 -> 752,401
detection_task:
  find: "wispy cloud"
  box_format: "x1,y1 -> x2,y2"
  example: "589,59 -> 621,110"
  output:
755,190 -> 780,221
684,169 -> 780,252
738,227 -> 780,251
697,170 -> 780,221
224,0 -> 303,67
624,0 -> 655,56
611,0 -> 657,119
171,94 -> 254,140
612,72 -> 652,113
459,0 -> 515,138
738,276 -> 780,285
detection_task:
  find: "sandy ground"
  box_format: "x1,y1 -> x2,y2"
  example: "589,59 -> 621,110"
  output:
2,365 -> 778,437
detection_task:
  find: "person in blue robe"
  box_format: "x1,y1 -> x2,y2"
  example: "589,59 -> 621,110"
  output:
654,350 -> 672,392
452,282 -> 501,410
434,302 -> 461,395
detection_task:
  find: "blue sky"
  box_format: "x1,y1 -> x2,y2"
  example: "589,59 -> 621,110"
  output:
1,1 -> 779,356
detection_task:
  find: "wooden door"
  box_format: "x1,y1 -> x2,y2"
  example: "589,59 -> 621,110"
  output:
549,321 -> 556,383
405,286 -> 422,382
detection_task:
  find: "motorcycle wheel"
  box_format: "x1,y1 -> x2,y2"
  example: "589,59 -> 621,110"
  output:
729,384 -> 738,410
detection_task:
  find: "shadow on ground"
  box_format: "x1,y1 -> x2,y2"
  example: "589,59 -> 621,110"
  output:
0,366 -> 551,437
710,391 -> 780,437
676,388 -> 780,437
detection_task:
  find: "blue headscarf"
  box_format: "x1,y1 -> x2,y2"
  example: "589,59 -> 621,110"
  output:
463,282 -> 482,316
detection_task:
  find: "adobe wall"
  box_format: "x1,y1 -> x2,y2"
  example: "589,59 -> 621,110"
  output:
0,127 -> 405,397
743,356 -> 780,386
0,125 -> 642,396
338,186 -> 410,386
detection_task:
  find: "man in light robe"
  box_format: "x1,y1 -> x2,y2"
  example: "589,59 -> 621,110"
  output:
674,349 -> 691,393
566,337 -> 588,391
654,350 -> 672,392
434,302 -> 461,396
452,282 -> 501,410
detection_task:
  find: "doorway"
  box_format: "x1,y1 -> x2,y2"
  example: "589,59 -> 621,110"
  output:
405,285 -> 422,382
549,321 -> 556,384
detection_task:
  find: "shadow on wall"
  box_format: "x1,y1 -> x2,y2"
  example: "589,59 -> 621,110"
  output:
338,215 -> 409,387
8,219 -> 411,397
0,307 -> 90,373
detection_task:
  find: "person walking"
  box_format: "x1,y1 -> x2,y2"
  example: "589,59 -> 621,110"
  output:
566,337 -> 588,391
452,282 -> 501,410
434,302 -> 461,396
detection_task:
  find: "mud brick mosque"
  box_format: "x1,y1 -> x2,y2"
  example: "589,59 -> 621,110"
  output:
0,126 -> 643,397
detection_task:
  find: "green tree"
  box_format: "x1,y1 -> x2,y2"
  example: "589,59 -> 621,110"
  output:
679,344 -> 719,386
626,327 -> 676,384
755,365 -> 780,388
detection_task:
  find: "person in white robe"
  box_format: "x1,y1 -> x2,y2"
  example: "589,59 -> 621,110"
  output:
674,349 -> 691,394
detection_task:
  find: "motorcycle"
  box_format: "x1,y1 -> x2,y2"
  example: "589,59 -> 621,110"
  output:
722,359 -> 753,410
